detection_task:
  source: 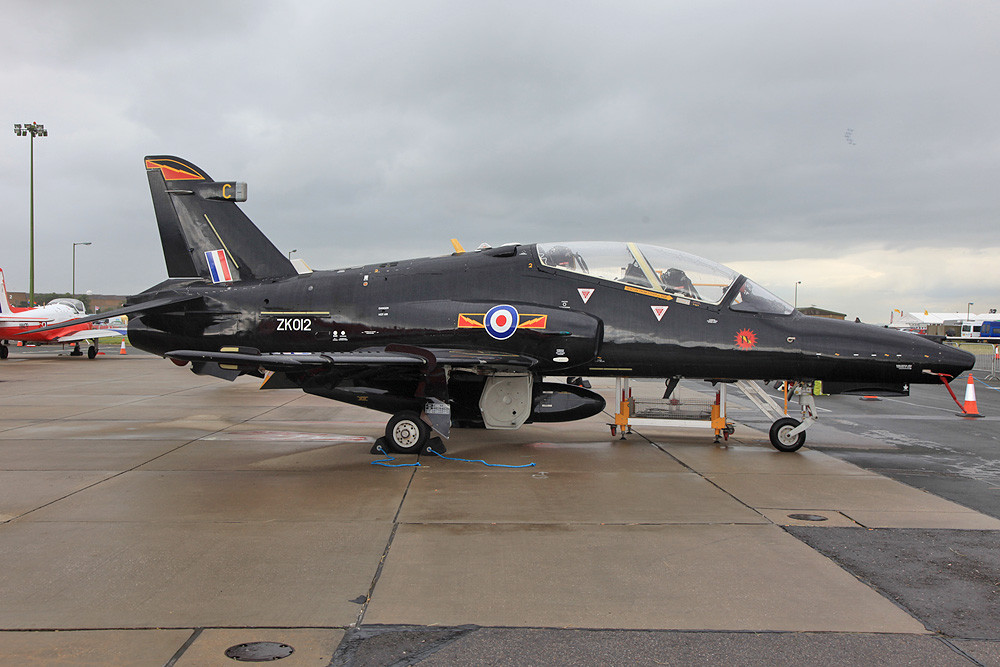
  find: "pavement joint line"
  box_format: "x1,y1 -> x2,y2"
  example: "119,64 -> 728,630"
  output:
637,428 -> 775,525
355,464 -> 420,628
938,636 -> 988,666
394,521 -> 776,527
1,418 -> 245,524
163,627 -> 203,667
1,365 -> 262,434
347,625 -> 939,636
0,625 -> 352,632
780,526 -> 936,633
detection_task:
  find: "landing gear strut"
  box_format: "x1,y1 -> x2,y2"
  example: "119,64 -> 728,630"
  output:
735,380 -> 816,452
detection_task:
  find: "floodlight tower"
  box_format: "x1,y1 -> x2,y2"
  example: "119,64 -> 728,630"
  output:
14,122 -> 48,305
72,242 -> 91,296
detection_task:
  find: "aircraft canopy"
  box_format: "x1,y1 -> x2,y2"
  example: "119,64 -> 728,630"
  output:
536,241 -> 793,314
46,298 -> 87,315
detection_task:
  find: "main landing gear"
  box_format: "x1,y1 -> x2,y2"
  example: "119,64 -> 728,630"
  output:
0,342 -> 8,360
71,342 -> 99,359
384,411 -> 430,454
374,410 -> 446,455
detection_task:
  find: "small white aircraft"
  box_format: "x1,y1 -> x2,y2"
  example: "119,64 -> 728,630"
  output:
0,268 -> 125,359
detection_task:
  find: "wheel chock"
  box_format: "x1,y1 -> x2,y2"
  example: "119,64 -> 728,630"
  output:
423,437 -> 445,455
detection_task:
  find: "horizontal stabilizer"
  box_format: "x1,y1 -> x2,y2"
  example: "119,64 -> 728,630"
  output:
23,294 -> 200,335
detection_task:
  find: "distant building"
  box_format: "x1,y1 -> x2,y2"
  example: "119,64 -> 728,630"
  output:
888,311 -> 997,337
798,306 -> 846,320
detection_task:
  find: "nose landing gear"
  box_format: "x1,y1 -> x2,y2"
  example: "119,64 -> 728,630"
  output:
769,416 -> 807,452
736,380 -> 816,452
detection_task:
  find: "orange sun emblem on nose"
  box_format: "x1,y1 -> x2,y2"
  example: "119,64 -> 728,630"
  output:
735,328 -> 757,350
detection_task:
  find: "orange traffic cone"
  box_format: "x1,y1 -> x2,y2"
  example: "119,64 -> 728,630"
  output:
958,374 -> 984,418
16,340 -> 22,346
119,340 -> 127,355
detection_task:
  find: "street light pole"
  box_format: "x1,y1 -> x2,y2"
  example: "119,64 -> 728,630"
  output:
794,281 -> 802,309
968,302 -> 974,321
72,242 -> 92,296
287,249 -> 298,260
14,122 -> 48,305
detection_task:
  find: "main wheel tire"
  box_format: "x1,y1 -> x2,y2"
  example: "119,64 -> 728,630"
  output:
384,411 -> 430,454
0,345 -> 7,359
769,417 -> 805,452
87,345 -> 97,360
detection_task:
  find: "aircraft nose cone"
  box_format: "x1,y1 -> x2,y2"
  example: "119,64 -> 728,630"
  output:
938,344 -> 976,378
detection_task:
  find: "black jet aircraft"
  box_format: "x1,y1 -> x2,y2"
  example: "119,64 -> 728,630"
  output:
37,156 -> 974,453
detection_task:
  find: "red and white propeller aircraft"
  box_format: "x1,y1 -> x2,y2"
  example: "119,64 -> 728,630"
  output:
0,268 -> 125,359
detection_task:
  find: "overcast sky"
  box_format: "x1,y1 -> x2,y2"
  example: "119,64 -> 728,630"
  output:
2,1 -> 997,322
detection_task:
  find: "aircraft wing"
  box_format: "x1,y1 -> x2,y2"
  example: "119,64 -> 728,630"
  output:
53,329 -> 126,343
23,294 -> 200,335
165,347 -> 538,373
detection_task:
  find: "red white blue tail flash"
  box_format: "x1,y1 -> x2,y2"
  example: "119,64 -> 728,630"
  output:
205,249 -> 234,283
484,304 -> 519,340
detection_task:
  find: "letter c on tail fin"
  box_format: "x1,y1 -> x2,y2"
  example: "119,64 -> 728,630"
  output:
144,155 -> 296,283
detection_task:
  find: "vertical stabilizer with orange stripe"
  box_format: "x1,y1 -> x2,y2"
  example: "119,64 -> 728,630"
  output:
144,156 -> 296,283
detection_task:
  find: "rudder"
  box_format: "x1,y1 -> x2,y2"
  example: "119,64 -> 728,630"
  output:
144,156 -> 296,282
0,268 -> 14,315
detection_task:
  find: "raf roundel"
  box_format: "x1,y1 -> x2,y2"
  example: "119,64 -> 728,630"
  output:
484,304 -> 520,340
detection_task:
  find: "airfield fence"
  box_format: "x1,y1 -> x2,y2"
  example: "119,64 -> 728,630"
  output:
951,342 -> 998,373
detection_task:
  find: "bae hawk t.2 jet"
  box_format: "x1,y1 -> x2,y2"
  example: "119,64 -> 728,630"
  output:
34,156 -> 975,453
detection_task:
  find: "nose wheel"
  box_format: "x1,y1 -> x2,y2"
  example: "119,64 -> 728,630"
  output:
769,417 -> 806,452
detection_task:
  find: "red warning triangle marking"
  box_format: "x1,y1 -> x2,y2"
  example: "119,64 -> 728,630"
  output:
651,305 -> 668,321
578,288 -> 594,304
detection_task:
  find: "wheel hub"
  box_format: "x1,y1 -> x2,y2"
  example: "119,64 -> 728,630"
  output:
392,421 -> 420,447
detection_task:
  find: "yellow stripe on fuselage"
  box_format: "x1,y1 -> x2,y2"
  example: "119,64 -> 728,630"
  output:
623,286 -> 674,301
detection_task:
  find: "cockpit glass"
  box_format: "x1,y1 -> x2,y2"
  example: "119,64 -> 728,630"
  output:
729,279 -> 794,315
536,241 -> 740,305
47,298 -> 86,314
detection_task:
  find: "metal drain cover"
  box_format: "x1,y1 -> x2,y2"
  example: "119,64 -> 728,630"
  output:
225,642 -> 294,662
787,513 -> 828,522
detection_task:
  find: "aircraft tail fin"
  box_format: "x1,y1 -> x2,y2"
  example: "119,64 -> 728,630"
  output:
144,156 -> 297,283
0,268 -> 16,315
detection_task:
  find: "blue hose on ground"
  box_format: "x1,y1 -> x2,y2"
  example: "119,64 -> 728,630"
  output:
426,447 -> 535,468
370,445 -> 422,467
